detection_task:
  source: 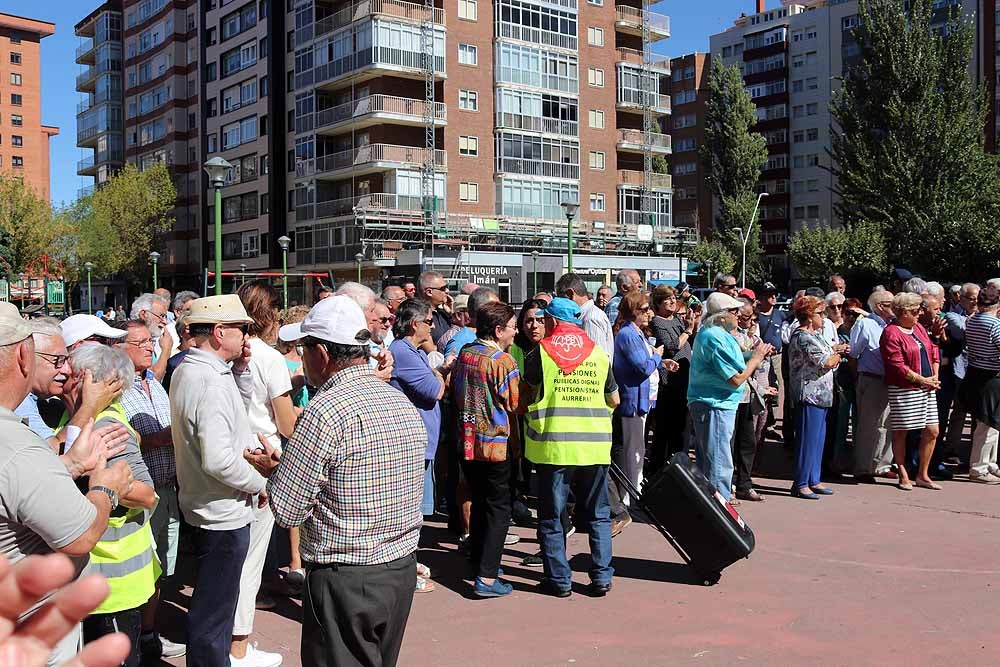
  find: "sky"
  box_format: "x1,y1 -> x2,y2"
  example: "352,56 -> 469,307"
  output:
8,0 -> 758,207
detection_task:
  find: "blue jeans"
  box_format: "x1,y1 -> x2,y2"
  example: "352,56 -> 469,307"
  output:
535,464 -> 613,590
421,459 -> 435,517
689,401 -> 737,500
796,403 -> 829,488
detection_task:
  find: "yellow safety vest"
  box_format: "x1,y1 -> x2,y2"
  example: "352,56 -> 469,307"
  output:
67,403 -> 161,614
525,346 -> 613,466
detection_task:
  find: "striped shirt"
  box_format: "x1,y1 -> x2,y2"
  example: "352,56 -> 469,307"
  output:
267,363 -> 426,566
966,311 -> 1000,371
119,373 -> 175,488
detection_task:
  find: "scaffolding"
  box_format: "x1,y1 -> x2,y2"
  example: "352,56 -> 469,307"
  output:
420,0 -> 440,264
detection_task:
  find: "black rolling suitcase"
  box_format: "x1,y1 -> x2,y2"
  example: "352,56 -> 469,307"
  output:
610,452 -> 755,585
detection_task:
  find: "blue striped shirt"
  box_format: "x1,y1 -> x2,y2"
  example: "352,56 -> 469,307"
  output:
966,312 -> 1000,371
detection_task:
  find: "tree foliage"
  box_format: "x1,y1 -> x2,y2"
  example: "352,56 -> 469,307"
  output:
0,175 -> 73,275
830,0 -> 1000,280
787,220 -> 888,287
700,58 -> 770,282
689,238 -> 737,287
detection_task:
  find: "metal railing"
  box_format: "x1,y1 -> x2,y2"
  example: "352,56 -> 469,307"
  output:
615,5 -> 671,35
618,169 -> 672,190
76,39 -> 95,60
496,21 -> 577,51
495,157 -> 580,180
495,112 -> 578,137
76,59 -> 121,88
617,88 -> 671,113
297,143 -> 447,178
617,129 -> 672,151
615,47 -> 671,71
299,192 -> 443,221
312,0 -> 445,42
314,94 -> 446,131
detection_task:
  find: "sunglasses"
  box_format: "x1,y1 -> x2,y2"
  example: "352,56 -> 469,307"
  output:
377,316 -> 392,324
220,323 -> 249,335
638,305 -> 651,312
829,304 -> 844,310
427,285 -> 449,293
721,284 -> 738,289
35,351 -> 70,367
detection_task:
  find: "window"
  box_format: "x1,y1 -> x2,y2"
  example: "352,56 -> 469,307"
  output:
10,52 -> 20,65
587,67 -> 604,87
673,114 -> 696,129
459,135 -> 479,156
10,135 -> 22,147
11,156 -> 23,168
458,0 -> 477,20
806,76 -> 818,90
672,89 -> 697,106
206,62 -> 217,82
587,27 -> 604,47
9,73 -> 21,86
792,79 -> 803,93
459,182 -> 479,202
221,40 -> 256,77
792,105 -> 804,118
221,115 -> 257,149
9,33 -> 20,44
459,89 -> 478,111
674,137 -> 697,152
11,115 -> 21,126
806,102 -> 818,116
588,151 -> 605,170
221,2 -> 257,41
807,128 -> 819,141
10,94 -> 21,106
208,133 -> 218,153
588,0 -> 603,5
807,205 -> 820,218
458,43 -> 478,66
792,130 -> 804,143
588,109 -> 604,129
590,193 -> 605,212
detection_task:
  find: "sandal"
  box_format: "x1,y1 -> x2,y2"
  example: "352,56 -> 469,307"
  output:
416,562 -> 432,578
914,480 -> 942,490
897,481 -> 914,491
415,576 -> 436,593
735,489 -> 766,502
728,498 -> 742,507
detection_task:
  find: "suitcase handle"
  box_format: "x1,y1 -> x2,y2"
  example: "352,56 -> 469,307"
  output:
608,461 -> 694,567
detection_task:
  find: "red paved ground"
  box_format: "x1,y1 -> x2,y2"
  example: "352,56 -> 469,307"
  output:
161,447 -> 1000,666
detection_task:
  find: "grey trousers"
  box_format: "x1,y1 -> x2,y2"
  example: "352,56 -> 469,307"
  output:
853,374 -> 893,475
609,413 -> 647,516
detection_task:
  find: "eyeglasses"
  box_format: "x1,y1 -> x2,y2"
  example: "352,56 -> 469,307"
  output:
377,316 -> 392,324
828,304 -> 844,310
422,317 -> 435,325
637,305 -> 651,312
35,351 -> 69,367
721,283 -> 738,289
220,324 -> 249,335
125,337 -> 154,347
148,311 -> 168,321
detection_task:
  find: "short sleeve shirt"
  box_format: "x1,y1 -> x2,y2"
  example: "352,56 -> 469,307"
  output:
14,393 -> 56,442
246,338 -> 294,450
687,326 -> 747,410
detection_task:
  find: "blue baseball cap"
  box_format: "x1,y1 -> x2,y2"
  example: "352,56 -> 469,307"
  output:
544,297 -> 582,324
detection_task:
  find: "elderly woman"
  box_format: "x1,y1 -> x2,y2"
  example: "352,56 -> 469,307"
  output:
958,285 -> 1000,483
880,292 -> 942,491
649,286 -> 698,472
687,293 -> 772,501
453,301 -> 521,598
62,344 -> 157,667
787,296 -> 842,499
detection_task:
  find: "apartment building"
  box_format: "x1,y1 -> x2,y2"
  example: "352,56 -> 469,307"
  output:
1,13 -> 58,202
666,52 -> 711,237
288,0 -> 686,302
710,0 -> 988,282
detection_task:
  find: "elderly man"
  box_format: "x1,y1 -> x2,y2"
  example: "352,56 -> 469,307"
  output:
262,295 -> 426,666
0,303 -> 133,665
115,320 -> 187,662
688,293 -> 772,501
596,285 -> 612,311
131,293 -> 173,381
154,288 -> 173,320
556,273 -> 613,360
443,287 -> 498,359
60,313 -> 127,351
382,285 -> 406,314
337,282 -> 394,380
166,291 -> 199,356
403,281 -> 417,299
605,269 -> 641,326
850,289 -> 897,482
170,294 -> 268,667
714,273 -> 739,297
828,274 -> 846,296
419,271 -> 453,345
940,283 -> 980,461
368,298 -> 395,349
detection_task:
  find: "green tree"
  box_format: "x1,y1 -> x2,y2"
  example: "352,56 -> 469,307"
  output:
787,220 -> 888,287
830,0 -> 999,280
0,175 -> 73,275
689,238 -> 737,288
700,58 -> 769,282
652,155 -> 669,174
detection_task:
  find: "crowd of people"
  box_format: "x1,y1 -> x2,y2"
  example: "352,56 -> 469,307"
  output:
1,264 -> 998,667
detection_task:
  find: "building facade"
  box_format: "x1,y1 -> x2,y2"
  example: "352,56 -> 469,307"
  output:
666,52 -> 711,237
1,13 -> 58,203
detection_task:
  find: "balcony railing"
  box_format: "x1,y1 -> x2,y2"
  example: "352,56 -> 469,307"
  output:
78,184 -> 96,199
77,148 -> 124,172
312,94 -> 446,132
615,47 -> 671,72
496,158 -> 580,180
619,210 -> 672,227
615,5 -> 671,36
617,89 -> 671,113
617,129 -> 672,151
495,112 -> 578,137
297,143 -> 447,178
77,121 -> 123,143
497,20 -> 577,51
298,46 -> 446,90
298,192 -> 443,221
309,0 -> 445,44
76,39 -> 95,60
76,59 -> 121,88
618,169 -> 672,190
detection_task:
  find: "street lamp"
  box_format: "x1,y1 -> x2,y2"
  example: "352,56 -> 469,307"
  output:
84,262 -> 93,314
531,250 -> 540,294
277,235 -> 291,309
148,251 -> 160,291
738,192 -> 769,290
705,259 -> 713,289
355,252 -> 365,283
203,156 -> 233,295
560,201 -> 579,273
239,263 -> 247,286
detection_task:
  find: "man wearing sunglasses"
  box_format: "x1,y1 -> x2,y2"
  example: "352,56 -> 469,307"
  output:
419,271 -> 453,346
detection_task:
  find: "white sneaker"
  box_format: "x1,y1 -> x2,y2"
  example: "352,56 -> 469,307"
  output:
504,532 -> 521,546
230,643 -> 283,667
969,471 -> 1000,484
160,636 -> 187,658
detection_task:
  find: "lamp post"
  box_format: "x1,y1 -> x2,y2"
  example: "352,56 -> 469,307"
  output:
148,251 -> 160,291
239,263 -> 247,286
84,262 -> 93,314
705,259 -> 713,289
739,192 -> 769,290
277,236 -> 291,309
531,250 -> 539,294
355,252 -> 365,283
560,201 -> 579,274
203,157 -> 233,295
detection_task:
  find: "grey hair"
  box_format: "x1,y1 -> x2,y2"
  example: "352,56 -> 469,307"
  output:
555,272 -> 589,299
922,294 -> 942,310
825,291 -> 845,305
382,285 -> 404,300
70,343 -> 134,386
867,289 -> 892,311
987,278 -> 1000,291
335,282 -> 376,311
419,271 -> 444,290
173,290 -> 200,310
30,318 -> 63,339
714,273 -> 737,288
924,281 -> 944,298
391,299 -> 432,340
902,277 -> 928,295
468,287 -> 498,321
615,270 -> 634,291
703,312 -> 735,330
962,282 -> 980,298
130,292 -> 169,319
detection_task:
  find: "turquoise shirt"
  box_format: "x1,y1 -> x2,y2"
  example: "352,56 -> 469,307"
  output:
687,326 -> 747,410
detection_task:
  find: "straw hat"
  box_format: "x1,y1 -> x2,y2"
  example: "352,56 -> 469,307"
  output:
185,294 -> 254,325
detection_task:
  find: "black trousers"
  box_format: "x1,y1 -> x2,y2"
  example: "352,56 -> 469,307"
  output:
83,608 -> 142,667
461,457 -> 511,579
651,384 -> 689,474
187,524 -> 250,667
302,554 -> 416,667
731,402 -> 757,492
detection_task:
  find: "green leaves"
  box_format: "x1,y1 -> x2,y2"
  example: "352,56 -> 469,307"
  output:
788,220 -> 887,287
0,175 -> 72,275
689,239 -> 737,286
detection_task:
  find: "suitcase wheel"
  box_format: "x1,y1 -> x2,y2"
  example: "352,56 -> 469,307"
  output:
701,572 -> 721,586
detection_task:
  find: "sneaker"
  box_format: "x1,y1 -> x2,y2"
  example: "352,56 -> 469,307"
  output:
521,553 -> 544,568
473,577 -> 513,598
536,578 -> 571,598
284,568 -> 305,587
504,532 -> 521,546
969,471 -> 1000,484
416,562 -> 432,578
564,526 -> 576,539
230,644 -> 283,667
511,500 -> 534,525
159,636 -> 187,659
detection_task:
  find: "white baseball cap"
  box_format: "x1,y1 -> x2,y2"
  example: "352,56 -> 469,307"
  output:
278,295 -> 371,346
61,314 -> 127,347
705,292 -> 745,315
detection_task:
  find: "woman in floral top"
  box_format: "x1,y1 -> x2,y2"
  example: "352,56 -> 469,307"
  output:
788,295 -> 844,499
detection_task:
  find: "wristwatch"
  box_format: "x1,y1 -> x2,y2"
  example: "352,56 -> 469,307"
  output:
91,485 -> 120,511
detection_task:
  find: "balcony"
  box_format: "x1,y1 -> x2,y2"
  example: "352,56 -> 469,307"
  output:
496,158 -> 579,181
297,143 -> 447,179
616,89 -> 671,114
615,5 -> 671,39
304,0 -> 446,46
76,39 -> 96,64
619,209 -> 672,228
78,184 -> 96,199
299,36 -> 447,91
615,48 -> 671,73
616,129 -> 672,154
298,192 -> 444,221
618,169 -> 671,190
77,148 -> 124,176
311,95 -> 447,135
495,112 -> 578,138
77,89 -> 122,115
76,59 -> 121,91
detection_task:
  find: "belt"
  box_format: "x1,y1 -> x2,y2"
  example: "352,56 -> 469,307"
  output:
304,553 -> 415,572
858,372 -> 883,378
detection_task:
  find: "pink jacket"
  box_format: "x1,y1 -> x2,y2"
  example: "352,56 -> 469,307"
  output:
879,322 -> 939,389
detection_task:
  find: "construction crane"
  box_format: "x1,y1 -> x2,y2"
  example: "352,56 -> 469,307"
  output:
421,0 -> 438,264
641,1 -> 655,237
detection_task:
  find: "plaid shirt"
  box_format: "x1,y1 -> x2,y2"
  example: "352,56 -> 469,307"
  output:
119,372 -> 175,488
267,363 -> 426,566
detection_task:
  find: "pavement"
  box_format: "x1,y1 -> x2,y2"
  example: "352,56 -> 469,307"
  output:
158,440 -> 1000,667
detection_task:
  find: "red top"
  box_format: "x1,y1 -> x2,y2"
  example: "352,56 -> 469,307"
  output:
879,322 -> 939,388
